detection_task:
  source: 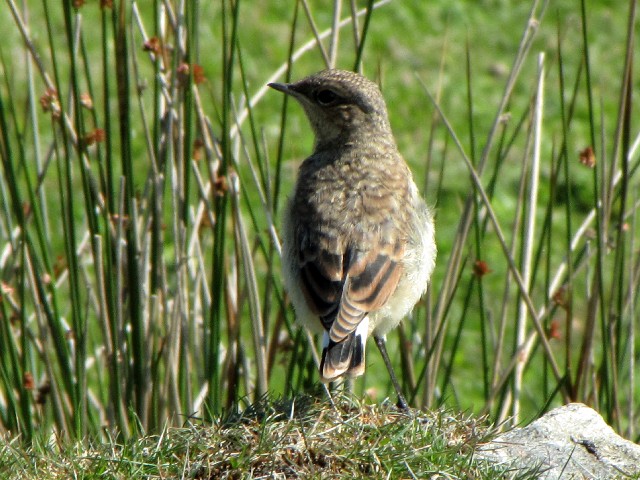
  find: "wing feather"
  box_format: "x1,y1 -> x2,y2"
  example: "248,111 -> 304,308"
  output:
328,244 -> 403,343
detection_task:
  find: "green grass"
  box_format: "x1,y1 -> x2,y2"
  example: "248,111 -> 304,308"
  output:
0,393 -> 540,479
0,0 -> 639,475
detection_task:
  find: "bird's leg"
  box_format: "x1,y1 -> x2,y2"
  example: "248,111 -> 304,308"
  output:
345,376 -> 355,395
374,335 -> 409,410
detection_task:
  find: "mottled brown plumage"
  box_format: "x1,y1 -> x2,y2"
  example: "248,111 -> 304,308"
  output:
270,70 -> 436,406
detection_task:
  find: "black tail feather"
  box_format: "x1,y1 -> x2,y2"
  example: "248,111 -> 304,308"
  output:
320,331 -> 366,382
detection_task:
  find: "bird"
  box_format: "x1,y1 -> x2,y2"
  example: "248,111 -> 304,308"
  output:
269,69 -> 436,409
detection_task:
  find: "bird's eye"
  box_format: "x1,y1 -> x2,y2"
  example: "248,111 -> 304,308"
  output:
316,89 -> 338,106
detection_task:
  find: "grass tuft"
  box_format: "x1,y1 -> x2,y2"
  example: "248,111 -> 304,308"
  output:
0,393 -> 538,479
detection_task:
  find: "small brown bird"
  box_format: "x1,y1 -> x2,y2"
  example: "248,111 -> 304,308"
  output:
270,69 -> 436,408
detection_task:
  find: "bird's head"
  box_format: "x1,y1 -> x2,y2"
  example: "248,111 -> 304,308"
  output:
269,69 -> 391,150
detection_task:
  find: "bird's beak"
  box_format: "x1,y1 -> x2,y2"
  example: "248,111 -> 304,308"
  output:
268,82 -> 292,95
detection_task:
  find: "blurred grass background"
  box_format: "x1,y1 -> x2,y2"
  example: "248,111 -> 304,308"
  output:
0,0 -> 638,454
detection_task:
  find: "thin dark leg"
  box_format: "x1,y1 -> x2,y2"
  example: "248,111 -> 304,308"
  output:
374,336 -> 409,410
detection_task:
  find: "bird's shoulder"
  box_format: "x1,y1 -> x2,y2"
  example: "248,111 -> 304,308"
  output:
296,144 -> 410,197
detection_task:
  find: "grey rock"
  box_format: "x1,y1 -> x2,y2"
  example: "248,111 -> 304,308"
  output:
477,403 -> 640,479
